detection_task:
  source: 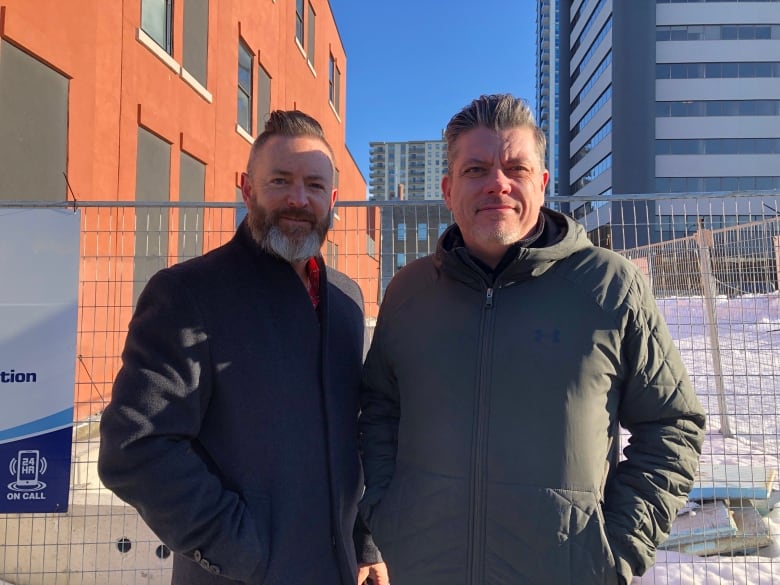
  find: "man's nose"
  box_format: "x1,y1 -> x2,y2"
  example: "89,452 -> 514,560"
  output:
486,167 -> 511,193
287,182 -> 308,207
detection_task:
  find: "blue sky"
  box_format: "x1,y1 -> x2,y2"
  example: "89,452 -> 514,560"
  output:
328,0 -> 538,193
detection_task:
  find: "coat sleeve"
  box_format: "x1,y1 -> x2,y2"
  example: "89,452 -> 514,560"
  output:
603,272 -> 706,584
357,307 -> 401,526
98,269 -> 268,583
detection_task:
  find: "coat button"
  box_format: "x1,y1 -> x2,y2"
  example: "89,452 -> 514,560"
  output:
210,565 -> 221,575
193,550 -> 202,562
199,558 -> 211,570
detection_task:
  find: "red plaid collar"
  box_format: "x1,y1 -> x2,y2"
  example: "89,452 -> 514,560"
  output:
306,257 -> 320,309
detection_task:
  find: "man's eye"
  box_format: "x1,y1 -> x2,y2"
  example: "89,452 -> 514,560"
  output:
507,166 -> 530,175
463,167 -> 484,175
270,178 -> 287,185
309,183 -> 326,191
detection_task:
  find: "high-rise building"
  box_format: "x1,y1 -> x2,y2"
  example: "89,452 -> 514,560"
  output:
368,140 -> 452,296
536,0 -> 780,247
536,0 -> 565,198
369,140 -> 449,201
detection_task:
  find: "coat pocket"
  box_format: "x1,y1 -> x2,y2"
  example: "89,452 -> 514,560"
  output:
487,486 -> 619,585
368,466 -> 468,582
567,489 -> 619,585
243,490 -> 272,584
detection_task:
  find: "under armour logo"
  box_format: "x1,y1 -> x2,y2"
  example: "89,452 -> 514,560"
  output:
533,328 -> 561,344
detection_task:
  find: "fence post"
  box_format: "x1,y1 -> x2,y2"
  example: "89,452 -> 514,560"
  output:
774,236 -> 780,286
697,228 -> 733,438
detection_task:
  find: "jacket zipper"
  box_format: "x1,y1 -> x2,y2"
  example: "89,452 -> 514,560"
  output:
467,286 -> 495,584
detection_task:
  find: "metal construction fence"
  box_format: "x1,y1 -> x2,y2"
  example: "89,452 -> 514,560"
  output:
1,192 -> 779,584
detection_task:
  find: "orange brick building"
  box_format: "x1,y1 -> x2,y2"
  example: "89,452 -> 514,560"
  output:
0,0 -> 379,418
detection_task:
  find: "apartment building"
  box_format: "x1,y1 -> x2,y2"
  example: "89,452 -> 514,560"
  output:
368,139 -> 448,201
367,139 -> 452,295
536,0 -> 780,247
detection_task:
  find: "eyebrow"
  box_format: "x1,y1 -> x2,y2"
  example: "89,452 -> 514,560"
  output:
460,157 -> 489,167
459,156 -> 533,167
269,169 -> 328,182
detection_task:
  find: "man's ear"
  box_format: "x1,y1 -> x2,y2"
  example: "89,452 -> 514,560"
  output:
240,172 -> 252,206
441,175 -> 453,211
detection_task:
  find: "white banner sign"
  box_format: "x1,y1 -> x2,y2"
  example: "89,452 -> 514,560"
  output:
0,208 -> 80,512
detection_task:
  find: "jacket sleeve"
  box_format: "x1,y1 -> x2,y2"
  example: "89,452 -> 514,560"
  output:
98,269 -> 268,583
354,512 -> 383,565
604,272 -> 706,584
357,307 -> 401,525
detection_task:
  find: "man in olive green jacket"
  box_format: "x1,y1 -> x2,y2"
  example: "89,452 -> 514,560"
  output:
358,94 -> 705,585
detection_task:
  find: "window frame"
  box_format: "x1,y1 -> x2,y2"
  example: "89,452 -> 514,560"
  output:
141,0 -> 174,54
237,40 -> 254,134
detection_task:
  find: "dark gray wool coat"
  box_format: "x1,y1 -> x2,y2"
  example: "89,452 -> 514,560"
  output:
359,209 -> 706,585
99,220 -> 374,584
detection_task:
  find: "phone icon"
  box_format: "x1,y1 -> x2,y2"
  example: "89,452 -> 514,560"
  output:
16,450 -> 40,487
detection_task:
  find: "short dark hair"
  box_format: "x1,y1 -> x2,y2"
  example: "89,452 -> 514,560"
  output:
444,94 -> 546,174
246,110 -> 335,174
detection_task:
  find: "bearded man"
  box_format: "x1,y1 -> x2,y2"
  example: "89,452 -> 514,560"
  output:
99,110 -> 386,585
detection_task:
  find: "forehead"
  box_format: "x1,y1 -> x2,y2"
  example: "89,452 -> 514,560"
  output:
452,126 -> 538,163
254,135 -> 334,174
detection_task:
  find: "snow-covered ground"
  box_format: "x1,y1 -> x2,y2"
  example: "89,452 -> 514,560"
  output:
635,292 -> 780,584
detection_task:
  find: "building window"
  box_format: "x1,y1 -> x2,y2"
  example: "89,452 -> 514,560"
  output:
657,24 -> 780,42
438,223 -> 449,237
656,99 -> 780,118
397,223 -> 406,241
257,64 -> 271,129
238,41 -> 253,134
0,40 -> 68,201
570,154 -> 612,193
396,253 -> 406,269
179,152 -> 205,261
141,0 -> 173,54
418,223 -> 428,240
306,2 -> 316,68
182,0 -> 208,87
329,54 -> 341,112
571,120 -> 612,167
134,127 -> 171,305
295,0 -> 305,47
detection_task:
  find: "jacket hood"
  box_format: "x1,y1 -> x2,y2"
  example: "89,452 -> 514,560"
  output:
434,207 -> 593,288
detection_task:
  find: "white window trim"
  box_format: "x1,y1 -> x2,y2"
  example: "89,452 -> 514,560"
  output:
235,124 -> 254,144
181,68 -> 213,103
329,100 -> 341,122
295,38 -> 306,60
137,28 -> 180,74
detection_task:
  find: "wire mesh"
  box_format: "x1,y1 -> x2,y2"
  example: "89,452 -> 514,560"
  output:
1,193 -> 779,584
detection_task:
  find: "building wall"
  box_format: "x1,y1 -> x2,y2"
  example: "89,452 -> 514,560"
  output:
537,0 -> 780,248
0,0 -> 378,417
655,1 -> 780,193
368,140 -> 448,201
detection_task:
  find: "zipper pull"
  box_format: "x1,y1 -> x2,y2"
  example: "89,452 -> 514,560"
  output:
485,287 -> 494,308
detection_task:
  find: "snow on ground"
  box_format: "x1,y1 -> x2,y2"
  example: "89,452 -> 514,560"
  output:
633,292 -> 780,584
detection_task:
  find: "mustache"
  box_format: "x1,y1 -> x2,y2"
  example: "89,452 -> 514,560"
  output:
476,196 -> 516,208
272,208 -> 317,224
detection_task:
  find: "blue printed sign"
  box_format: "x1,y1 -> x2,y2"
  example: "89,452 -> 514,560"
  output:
0,208 -> 80,512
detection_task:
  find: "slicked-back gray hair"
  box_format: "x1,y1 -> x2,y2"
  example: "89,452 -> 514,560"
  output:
246,110 -> 336,175
444,94 -> 546,174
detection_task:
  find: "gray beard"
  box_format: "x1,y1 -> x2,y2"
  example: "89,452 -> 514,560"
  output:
246,202 -> 329,264
261,224 -> 324,264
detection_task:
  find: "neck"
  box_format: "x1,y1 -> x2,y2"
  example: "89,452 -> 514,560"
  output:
467,246 -> 508,271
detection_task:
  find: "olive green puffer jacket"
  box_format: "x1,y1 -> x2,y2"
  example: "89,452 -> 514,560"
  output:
359,209 -> 705,585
